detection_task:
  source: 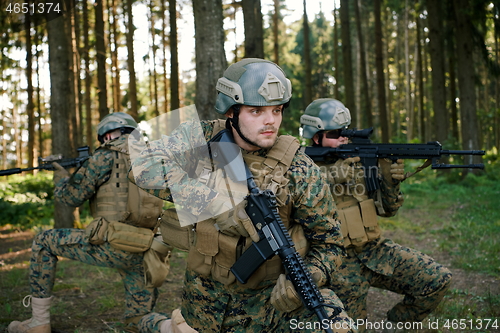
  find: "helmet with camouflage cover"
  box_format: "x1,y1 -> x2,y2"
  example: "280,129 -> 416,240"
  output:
97,112 -> 138,143
300,98 -> 351,139
215,58 -> 292,114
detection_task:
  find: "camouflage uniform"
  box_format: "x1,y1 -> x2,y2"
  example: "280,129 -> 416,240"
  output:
31,134 -> 158,323
322,158 -> 452,325
133,120 -> 356,333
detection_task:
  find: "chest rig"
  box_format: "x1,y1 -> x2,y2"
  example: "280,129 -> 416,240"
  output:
186,122 -> 306,288
89,138 -> 163,229
319,160 -> 383,248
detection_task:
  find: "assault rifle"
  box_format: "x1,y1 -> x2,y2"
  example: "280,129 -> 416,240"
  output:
0,146 -> 91,177
208,130 -> 339,333
304,128 -> 485,193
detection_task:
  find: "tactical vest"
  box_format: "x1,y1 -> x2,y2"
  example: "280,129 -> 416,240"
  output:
89,137 -> 164,229
319,160 -> 382,248
186,121 -> 307,288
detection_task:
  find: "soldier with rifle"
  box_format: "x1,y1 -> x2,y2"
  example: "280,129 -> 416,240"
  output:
129,59 -> 355,333
300,98 -> 454,332
8,112 -> 177,333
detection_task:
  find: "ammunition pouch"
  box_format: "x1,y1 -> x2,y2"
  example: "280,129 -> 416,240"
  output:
337,197 -> 381,248
160,208 -> 195,251
107,221 -> 155,252
85,217 -> 109,245
143,237 -> 173,288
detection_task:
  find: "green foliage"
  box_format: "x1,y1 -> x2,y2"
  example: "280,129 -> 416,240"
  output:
0,173 -> 55,229
400,170 -> 500,277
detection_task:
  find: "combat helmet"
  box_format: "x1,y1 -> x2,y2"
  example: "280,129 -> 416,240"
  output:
97,112 -> 138,143
215,58 -> 292,114
300,98 -> 351,139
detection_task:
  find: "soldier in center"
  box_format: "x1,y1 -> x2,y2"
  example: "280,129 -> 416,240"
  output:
132,59 -> 356,333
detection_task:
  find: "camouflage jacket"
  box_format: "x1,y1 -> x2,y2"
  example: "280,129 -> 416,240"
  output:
54,135 -> 128,207
130,119 -> 345,285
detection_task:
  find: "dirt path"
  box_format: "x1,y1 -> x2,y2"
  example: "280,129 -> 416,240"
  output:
1,224 -> 498,332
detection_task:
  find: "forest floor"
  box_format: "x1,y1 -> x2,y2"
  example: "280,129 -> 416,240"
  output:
1,203 -> 499,332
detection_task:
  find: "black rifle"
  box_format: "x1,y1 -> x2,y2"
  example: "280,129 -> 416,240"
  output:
0,146 -> 91,177
304,128 -> 485,193
209,130 -> 338,333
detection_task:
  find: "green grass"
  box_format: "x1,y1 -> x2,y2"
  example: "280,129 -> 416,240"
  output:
402,171 -> 500,277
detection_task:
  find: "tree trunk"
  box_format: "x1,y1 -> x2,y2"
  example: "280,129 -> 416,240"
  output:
354,0 -> 372,129
47,10 -> 76,228
169,0 -> 180,111
110,0 -> 122,113
303,0 -> 312,107
161,0 -> 169,113
242,0 -> 264,58
126,0 -> 139,121
453,0 -> 482,172
426,0 -> 448,143
25,9 -> 35,170
95,0 -> 108,119
149,0 -> 159,118
83,0 -> 93,150
333,3 -> 339,100
340,0 -> 356,126
416,9 -> 425,141
192,0 -> 227,120
374,0 -> 388,142
273,0 -> 280,64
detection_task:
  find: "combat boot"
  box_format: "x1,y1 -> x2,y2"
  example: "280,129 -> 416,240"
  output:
8,296 -> 52,333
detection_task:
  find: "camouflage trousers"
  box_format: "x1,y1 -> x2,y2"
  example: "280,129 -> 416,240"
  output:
29,228 -> 158,321
138,269 -> 357,333
329,238 -> 452,326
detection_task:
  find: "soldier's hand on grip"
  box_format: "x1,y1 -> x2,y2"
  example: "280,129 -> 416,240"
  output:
52,162 -> 70,184
270,274 -> 302,312
328,156 -> 361,185
379,158 -> 405,182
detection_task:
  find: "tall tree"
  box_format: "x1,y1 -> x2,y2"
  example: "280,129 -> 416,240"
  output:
192,0 -> 227,120
242,0 -> 264,58
453,0 -> 482,169
47,8 -> 76,228
82,0 -> 93,150
303,0 -> 312,106
109,0 -> 122,113
426,0 -> 448,143
95,0 -> 108,119
25,8 -> 35,170
333,2 -> 339,100
272,0 -> 280,64
354,0 -> 372,129
126,0 -> 139,121
374,0 -> 389,142
160,0 -> 169,113
340,0 -> 356,125
169,0 -> 180,111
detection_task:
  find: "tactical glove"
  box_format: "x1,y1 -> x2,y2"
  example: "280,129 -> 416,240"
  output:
270,274 -> 302,312
209,196 -> 259,242
160,308 -> 198,333
52,162 -> 70,184
328,156 -> 361,184
379,158 -> 405,182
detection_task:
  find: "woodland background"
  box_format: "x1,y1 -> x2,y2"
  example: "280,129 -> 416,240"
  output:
1,0 -> 499,228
